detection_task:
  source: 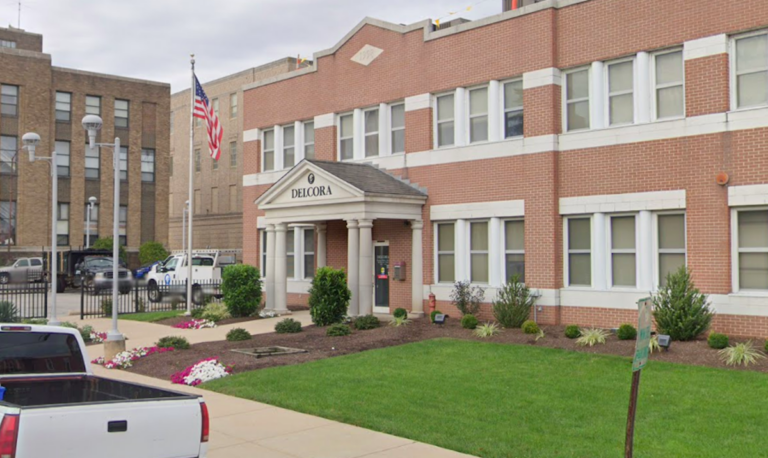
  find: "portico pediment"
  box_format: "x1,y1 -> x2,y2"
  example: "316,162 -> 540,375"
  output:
258,162 -> 362,209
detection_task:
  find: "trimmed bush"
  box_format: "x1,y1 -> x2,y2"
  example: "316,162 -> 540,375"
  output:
60,322 -> 93,343
92,236 -> 127,262
222,264 -> 262,318
101,298 -> 112,316
708,332 -> 729,350
393,308 -> 408,319
353,315 -> 380,330
492,275 -> 537,328
565,325 -> 581,339
450,280 -> 485,316
201,302 -> 231,323
389,316 -> 411,327
226,328 -> 252,342
430,310 -> 443,323
309,267 -> 351,326
522,320 -> 540,334
275,318 -> 303,334
461,314 -> 479,330
0,301 -> 19,323
617,324 -> 638,340
652,266 -> 714,341
21,318 -> 47,325
190,308 -> 205,319
156,336 -> 190,350
326,323 -> 351,337
139,241 -> 169,265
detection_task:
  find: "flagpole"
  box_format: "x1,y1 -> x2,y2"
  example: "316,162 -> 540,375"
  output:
186,54 -> 195,316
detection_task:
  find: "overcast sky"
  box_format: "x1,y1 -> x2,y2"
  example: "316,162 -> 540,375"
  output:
6,0 -> 501,92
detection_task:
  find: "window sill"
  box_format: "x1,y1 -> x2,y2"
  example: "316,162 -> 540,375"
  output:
729,291 -> 768,298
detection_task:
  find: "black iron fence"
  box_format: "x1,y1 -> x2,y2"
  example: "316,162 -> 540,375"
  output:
0,282 -> 48,320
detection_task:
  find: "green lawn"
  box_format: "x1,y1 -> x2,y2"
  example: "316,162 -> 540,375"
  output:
118,311 -> 183,322
204,339 -> 768,458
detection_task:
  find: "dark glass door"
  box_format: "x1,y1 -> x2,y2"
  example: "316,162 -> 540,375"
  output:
374,245 -> 389,311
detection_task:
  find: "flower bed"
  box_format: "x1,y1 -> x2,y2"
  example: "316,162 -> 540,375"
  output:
89,330 -> 108,343
92,346 -> 174,370
171,358 -> 233,386
172,319 -> 217,330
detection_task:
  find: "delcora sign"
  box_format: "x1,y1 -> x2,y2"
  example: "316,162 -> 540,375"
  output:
291,173 -> 333,199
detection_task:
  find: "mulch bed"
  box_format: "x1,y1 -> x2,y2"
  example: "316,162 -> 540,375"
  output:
127,318 -> 768,381
155,316 -> 261,327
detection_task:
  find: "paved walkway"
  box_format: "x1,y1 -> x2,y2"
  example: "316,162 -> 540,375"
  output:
82,313 -> 475,458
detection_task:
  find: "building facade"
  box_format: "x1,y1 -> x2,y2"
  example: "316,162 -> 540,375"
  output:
168,59 -> 302,256
241,0 -> 768,336
0,26 -> 170,264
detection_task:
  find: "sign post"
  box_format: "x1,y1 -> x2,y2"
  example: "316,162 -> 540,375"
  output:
625,297 -> 652,458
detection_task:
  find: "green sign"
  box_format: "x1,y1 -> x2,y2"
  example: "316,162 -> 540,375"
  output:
632,298 -> 652,372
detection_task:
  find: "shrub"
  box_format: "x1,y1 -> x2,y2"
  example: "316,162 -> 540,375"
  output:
450,280 -> 485,316
275,318 -> 303,334
326,323 -> 351,337
461,314 -> 479,330
92,236 -> 127,262
474,322 -> 501,338
101,298 -> 112,316
576,328 -> 610,347
0,301 -> 18,323
765,340 -> 768,354
309,267 -> 351,326
135,298 -> 146,313
156,336 -> 190,350
21,318 -> 47,325
430,310 -> 443,323
708,332 -> 729,350
522,320 -> 540,334
226,328 -> 252,342
492,275 -> 536,328
393,308 -> 408,319
565,325 -> 581,339
221,264 -> 262,318
535,329 -> 546,342
652,267 -> 714,341
201,303 -> 231,323
617,324 -> 637,340
139,241 -> 169,265
719,341 -> 766,367
171,300 -> 180,311
60,322 -> 92,343
353,315 -> 380,330
389,316 -> 411,327
190,308 -> 205,319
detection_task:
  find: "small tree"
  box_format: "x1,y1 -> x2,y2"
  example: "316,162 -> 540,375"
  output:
450,280 -> 484,316
92,237 -> 127,262
492,275 -> 536,328
139,241 -> 169,265
309,267 -> 351,326
221,264 -> 262,317
652,266 -> 714,341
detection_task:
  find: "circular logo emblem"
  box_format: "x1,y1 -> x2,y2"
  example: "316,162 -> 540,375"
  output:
308,173 -> 315,184
164,273 -> 171,285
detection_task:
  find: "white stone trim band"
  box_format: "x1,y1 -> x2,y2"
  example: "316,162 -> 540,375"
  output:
728,184 -> 768,207
559,190 -> 686,215
430,199 -> 524,221
683,34 -> 728,61
522,67 -> 562,89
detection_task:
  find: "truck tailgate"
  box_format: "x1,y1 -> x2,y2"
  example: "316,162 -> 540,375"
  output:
16,398 -> 203,458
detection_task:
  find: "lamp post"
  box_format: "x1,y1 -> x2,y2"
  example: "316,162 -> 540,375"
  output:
182,200 -> 189,253
86,196 -> 97,248
82,114 -> 125,359
21,132 -> 62,326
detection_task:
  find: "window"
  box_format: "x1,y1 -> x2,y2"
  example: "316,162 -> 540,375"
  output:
390,103 -> 405,154
504,220 -> 525,282
607,60 -> 634,125
0,136 -> 16,175
469,87 -> 489,143
56,141 -> 70,177
141,149 -> 155,182
0,201 -> 15,246
118,146 -> 128,181
303,228 -> 315,279
85,143 -> 100,179
1,85 -> 18,116
286,229 -> 295,279
654,50 -> 684,119
230,93 -> 238,118
303,122 -> 315,159
263,129 -> 274,171
565,69 -> 590,131
212,155 -> 219,170
283,125 -> 295,168
567,218 -> 591,286
364,108 -> 379,157
470,221 -> 489,283
734,34 -> 768,109
736,210 -> 768,290
84,203 -> 99,246
339,114 -> 353,160
503,80 -> 524,138
119,206 -> 127,246
260,229 -> 267,277
195,149 -> 201,172
0,40 -> 15,48
114,99 -> 129,128
55,92 -> 71,122
57,203 -> 69,246
658,213 -> 686,286
212,98 -> 219,117
436,93 -> 455,147
610,215 -> 636,287
85,95 -> 101,116
436,223 -> 455,283
229,141 -> 237,167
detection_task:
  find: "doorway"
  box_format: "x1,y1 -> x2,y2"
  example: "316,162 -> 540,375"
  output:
373,242 -> 389,314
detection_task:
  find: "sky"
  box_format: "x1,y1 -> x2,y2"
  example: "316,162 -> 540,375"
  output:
5,0 -> 501,92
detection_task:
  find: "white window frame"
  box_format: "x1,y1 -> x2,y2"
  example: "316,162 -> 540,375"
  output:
564,216 -> 593,287
604,57 -> 636,127
286,228 -> 295,280
434,92 -> 455,149
85,95 -> 101,116
501,79 -> 524,139
606,213 -> 639,289
338,113 -> 354,161
301,227 -> 315,280
230,93 -> 238,118
389,102 -> 405,154
731,207 -> 768,294
57,203 -> 69,246
502,218 -> 525,283
466,220 -> 490,285
467,85 -> 489,144
282,124 -> 295,168
303,121 -> 315,159
651,48 -> 685,121
434,221 -> 456,284
563,67 -> 591,133
55,91 -> 72,123
259,229 -> 267,279
262,129 -> 275,172
730,30 -> 768,111
363,107 -> 379,157
652,211 -> 687,290
55,140 -> 70,177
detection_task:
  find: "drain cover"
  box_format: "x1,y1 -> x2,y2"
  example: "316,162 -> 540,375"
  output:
231,346 -> 307,358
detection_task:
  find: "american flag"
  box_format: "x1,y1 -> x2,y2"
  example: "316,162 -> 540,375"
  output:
193,75 -> 223,161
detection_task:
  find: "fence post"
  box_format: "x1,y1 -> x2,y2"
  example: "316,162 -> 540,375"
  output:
44,279 -> 48,320
80,280 -> 85,320
134,283 -> 139,313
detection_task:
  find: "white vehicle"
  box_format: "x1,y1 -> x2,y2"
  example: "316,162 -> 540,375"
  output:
146,251 -> 223,304
0,324 -> 209,458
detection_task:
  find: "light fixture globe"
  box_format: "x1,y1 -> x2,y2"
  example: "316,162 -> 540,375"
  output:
82,114 -> 103,149
89,196 -> 97,205
21,132 -> 40,161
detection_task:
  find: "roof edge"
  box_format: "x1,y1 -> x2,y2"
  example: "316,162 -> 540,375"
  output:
52,66 -> 170,88
172,57 -> 301,98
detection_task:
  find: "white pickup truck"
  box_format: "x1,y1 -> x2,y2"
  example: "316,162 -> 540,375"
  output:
0,324 -> 209,458
145,251 -> 223,304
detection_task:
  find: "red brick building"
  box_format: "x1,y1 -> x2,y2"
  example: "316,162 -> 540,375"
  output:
240,0 -> 768,336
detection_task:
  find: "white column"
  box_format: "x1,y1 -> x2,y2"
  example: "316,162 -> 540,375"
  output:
353,108 -> 364,160
265,224 -> 276,311
590,61 -> 605,130
636,52 -> 651,124
454,87 -> 467,147
455,219 -> 468,282
358,219 -> 374,316
274,223 -> 289,313
294,121 -> 305,163
316,223 -> 327,268
488,80 -> 502,142
293,227 -> 301,283
378,103 -> 390,156
346,220 -> 360,316
638,210 -> 653,291
489,217 -> 501,287
411,220 -> 424,315
592,213 -> 607,290
274,125 -> 284,170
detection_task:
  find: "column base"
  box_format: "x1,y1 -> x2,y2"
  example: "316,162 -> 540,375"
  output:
104,339 -> 127,361
408,311 -> 425,318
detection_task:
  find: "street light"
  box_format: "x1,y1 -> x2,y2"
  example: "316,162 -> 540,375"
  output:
86,196 -> 97,248
81,115 -> 125,358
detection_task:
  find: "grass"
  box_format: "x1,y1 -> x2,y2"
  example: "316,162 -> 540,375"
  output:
204,339 -> 768,458
118,311 -> 183,322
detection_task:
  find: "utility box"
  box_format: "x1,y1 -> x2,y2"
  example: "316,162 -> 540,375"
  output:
393,262 -> 406,281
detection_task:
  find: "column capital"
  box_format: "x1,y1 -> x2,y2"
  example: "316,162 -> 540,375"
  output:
315,223 -> 327,233
410,220 -> 424,230
358,219 -> 374,229
266,223 -> 276,232
274,223 -> 288,232
346,219 -> 359,229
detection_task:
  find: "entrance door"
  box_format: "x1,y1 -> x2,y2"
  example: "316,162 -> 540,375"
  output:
374,242 -> 389,314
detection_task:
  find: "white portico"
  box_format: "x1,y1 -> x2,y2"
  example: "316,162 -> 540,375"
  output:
255,160 -> 427,316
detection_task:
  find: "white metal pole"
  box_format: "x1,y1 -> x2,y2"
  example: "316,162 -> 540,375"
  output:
86,204 -> 91,249
108,137 -> 122,340
186,56 -> 196,315
48,152 -> 59,326
182,206 -> 187,253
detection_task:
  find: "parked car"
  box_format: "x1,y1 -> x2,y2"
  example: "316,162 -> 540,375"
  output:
75,256 -> 133,294
0,258 -> 44,285
0,324 -> 209,457
146,251 -> 223,304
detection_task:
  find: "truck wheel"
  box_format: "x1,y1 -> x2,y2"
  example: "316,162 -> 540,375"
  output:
0,273 -> 8,285
192,285 -> 205,306
148,281 -> 162,303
